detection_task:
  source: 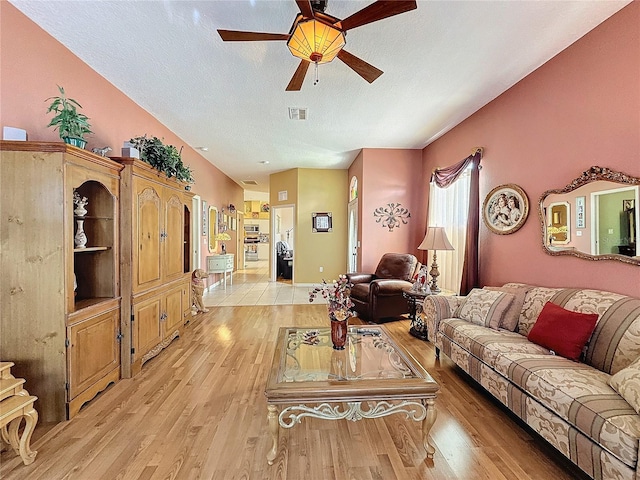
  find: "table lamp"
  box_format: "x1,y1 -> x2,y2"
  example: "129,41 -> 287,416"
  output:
417,226 -> 454,293
214,232 -> 232,254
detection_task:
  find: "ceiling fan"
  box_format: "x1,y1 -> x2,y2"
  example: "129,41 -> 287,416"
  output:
217,0 -> 417,91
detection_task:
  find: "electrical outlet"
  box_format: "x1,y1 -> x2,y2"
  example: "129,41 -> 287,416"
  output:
319,266 -> 323,272
608,228 -> 614,234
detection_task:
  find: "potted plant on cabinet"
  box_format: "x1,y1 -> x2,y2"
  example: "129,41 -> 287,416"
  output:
46,85 -> 93,149
129,135 -> 195,188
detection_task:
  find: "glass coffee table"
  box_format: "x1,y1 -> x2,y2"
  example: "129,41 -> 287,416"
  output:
264,326 -> 439,465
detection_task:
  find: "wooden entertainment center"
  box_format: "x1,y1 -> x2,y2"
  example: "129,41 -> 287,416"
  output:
0,142 -> 194,422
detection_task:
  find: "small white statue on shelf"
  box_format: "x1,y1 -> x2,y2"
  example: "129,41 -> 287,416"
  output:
73,191 -> 88,217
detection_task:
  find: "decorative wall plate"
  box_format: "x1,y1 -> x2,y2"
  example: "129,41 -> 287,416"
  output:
482,184 -> 529,235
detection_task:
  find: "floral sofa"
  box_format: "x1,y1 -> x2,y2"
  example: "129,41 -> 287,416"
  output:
418,283 -> 640,480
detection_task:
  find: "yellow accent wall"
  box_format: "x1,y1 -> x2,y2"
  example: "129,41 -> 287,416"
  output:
270,168 -> 348,283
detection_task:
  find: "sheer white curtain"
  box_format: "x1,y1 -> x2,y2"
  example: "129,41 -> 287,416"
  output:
427,168 -> 471,294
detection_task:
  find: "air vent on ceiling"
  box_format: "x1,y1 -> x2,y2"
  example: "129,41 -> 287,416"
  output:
241,180 -> 259,186
288,107 -> 307,120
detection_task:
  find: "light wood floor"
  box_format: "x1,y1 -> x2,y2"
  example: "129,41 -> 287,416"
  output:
1,305 -> 588,480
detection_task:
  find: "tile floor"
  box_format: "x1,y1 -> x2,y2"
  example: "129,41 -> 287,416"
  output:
202,260 -> 326,306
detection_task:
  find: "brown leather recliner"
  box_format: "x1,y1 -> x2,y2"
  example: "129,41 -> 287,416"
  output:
346,253 -> 420,323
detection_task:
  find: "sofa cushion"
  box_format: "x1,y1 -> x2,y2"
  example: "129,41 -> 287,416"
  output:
528,302 -> 598,361
609,357 -> 640,415
579,294 -> 640,375
439,319 -> 551,369
513,285 -> 564,336
484,284 -> 532,331
454,288 -> 514,328
492,352 -> 640,469
519,287 -> 640,375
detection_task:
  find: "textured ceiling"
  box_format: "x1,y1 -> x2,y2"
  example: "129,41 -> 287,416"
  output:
10,0 -> 630,191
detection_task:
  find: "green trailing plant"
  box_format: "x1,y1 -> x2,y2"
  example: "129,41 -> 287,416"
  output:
45,85 -> 93,141
129,135 -> 195,184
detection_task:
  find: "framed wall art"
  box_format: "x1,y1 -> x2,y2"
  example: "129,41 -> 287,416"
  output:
482,184 -> 529,235
202,200 -> 208,237
576,196 -> 585,229
312,212 -> 332,232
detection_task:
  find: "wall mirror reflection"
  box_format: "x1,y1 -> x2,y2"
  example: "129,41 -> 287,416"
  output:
546,202 -> 570,245
209,206 -> 218,252
540,166 -> 639,265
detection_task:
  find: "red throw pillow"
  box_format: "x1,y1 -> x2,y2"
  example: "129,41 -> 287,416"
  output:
527,302 -> 598,361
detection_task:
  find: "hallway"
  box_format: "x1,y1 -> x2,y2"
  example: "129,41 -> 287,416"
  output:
202,259 -> 321,307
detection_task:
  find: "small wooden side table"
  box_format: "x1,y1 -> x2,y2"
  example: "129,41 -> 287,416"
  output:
403,288 -> 430,341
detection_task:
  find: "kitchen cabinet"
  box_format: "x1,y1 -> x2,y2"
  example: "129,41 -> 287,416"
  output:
244,200 -> 270,219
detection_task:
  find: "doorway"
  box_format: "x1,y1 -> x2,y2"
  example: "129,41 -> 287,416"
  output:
271,205 -> 295,283
347,198 -> 358,272
191,195 -> 202,271
591,185 -> 639,255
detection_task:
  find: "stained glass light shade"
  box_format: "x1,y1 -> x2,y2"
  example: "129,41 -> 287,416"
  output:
287,15 -> 345,64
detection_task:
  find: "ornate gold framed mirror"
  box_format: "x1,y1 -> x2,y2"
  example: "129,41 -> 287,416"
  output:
540,166 -> 639,265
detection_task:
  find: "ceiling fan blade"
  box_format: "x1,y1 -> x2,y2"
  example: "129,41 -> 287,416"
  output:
295,0 -> 315,19
337,50 -> 383,84
339,1 -> 417,31
218,30 -> 290,41
286,60 -> 311,91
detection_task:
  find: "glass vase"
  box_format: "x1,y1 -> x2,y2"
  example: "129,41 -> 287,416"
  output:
330,317 -> 348,350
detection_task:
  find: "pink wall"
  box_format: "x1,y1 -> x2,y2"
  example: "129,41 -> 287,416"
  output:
0,3 -> 244,272
422,2 -> 640,297
350,148 -> 424,273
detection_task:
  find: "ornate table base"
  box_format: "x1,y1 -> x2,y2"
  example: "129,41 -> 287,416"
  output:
265,326 -> 439,466
266,399 -> 437,465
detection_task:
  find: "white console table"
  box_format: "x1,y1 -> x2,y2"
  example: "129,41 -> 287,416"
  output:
207,254 -> 235,289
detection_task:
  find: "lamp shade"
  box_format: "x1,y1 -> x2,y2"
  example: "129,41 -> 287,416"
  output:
287,15 -> 345,64
214,232 -> 232,241
418,227 -> 454,251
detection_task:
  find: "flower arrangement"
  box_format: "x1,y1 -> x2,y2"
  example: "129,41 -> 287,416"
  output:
309,275 -> 354,321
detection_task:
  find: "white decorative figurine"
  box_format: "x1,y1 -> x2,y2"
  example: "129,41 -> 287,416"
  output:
73,191 -> 88,217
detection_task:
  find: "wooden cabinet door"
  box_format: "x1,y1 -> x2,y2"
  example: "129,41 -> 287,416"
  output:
181,282 -> 191,324
67,309 -> 120,400
163,285 -> 183,337
132,296 -> 163,363
133,177 -> 162,292
163,189 -> 184,283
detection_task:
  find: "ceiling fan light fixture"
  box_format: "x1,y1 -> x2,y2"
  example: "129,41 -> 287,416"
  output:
287,15 -> 345,64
